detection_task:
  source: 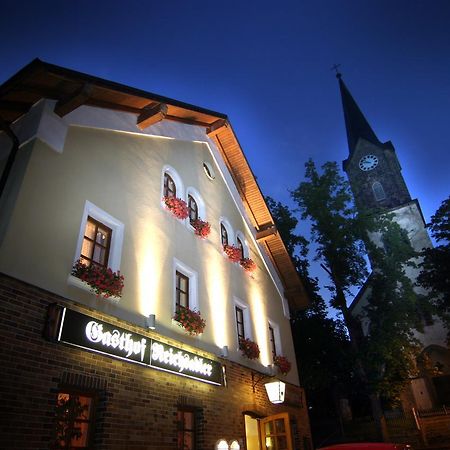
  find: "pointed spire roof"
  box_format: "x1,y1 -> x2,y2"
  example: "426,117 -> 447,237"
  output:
337,73 -> 382,155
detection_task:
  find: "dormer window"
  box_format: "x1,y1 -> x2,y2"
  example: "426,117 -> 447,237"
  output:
164,173 -> 176,198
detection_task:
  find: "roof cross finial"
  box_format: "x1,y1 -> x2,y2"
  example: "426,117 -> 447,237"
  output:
331,63 -> 342,79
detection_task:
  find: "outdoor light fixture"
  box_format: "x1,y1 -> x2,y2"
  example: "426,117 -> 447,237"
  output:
264,380 -> 286,404
147,314 -> 156,330
221,345 -> 229,358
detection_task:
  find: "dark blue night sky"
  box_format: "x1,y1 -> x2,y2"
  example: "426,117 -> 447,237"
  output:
1,0 -> 449,294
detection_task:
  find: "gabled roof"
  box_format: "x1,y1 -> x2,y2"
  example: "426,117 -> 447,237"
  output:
0,59 -> 309,309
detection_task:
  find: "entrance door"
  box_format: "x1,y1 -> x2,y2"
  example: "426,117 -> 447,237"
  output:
260,413 -> 293,450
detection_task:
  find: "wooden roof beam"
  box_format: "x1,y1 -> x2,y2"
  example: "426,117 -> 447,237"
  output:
54,83 -> 93,117
136,103 -> 168,130
256,223 -> 277,241
206,119 -> 229,137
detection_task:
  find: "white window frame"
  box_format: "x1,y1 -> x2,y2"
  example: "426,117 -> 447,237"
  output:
186,187 -> 206,227
219,217 -> 234,247
233,297 -> 252,346
161,165 -> 184,206
73,201 -> 124,272
235,230 -> 248,258
173,258 -> 198,313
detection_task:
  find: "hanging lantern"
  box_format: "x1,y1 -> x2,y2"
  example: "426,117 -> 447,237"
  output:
264,380 -> 286,404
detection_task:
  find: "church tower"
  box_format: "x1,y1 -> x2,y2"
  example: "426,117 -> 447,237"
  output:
336,72 -> 450,410
338,73 -> 411,212
337,72 -> 431,256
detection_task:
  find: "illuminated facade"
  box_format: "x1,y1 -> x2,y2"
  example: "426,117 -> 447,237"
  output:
0,60 -> 311,449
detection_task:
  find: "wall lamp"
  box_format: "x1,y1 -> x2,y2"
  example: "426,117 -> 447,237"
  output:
220,345 -> 229,358
146,314 -> 156,330
251,368 -> 286,404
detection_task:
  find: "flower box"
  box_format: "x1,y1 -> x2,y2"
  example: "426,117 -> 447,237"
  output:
173,306 -> 206,336
163,196 -> 189,220
71,259 -> 124,300
273,355 -> 292,375
240,257 -> 256,273
192,219 -> 211,239
223,244 -> 242,263
239,337 -> 260,360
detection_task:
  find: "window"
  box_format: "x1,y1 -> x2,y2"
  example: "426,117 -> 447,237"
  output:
177,409 -> 195,450
173,259 -> 198,314
164,173 -> 176,198
269,324 -> 277,356
55,391 -> 95,449
372,181 -> 386,201
176,271 -> 190,313
188,195 -> 199,224
235,306 -> 245,340
221,223 -> 229,246
74,201 -> 124,272
236,237 -> 244,260
80,216 -> 112,268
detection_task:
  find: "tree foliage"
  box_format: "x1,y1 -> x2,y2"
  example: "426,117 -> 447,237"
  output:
417,196 -> 450,332
289,159 -> 427,431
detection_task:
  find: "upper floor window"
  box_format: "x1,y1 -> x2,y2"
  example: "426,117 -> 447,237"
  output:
81,217 -> 112,268
235,306 -> 245,340
74,201 -> 124,273
164,173 -> 176,198
269,324 -> 277,356
221,223 -> 229,246
372,181 -> 386,202
188,195 -> 199,224
176,270 -> 189,313
236,237 -> 244,260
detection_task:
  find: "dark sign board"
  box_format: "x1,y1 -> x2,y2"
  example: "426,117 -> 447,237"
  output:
56,307 -> 223,386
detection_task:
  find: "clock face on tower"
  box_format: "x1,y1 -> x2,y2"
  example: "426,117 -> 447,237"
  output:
359,154 -> 378,171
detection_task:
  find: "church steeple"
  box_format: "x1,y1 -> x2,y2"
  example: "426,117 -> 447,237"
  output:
337,73 -> 382,156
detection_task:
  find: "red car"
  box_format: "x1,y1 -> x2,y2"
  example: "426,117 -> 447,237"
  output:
317,444 -> 412,450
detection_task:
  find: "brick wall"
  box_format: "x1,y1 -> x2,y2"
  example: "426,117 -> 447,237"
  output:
0,274 -> 311,450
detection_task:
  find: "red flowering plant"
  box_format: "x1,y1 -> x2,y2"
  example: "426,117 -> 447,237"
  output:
71,259 -> 124,299
240,257 -> 256,273
173,306 -> 206,336
223,244 -> 242,263
273,355 -> 292,375
239,337 -> 260,360
163,196 -> 189,220
192,219 -> 211,239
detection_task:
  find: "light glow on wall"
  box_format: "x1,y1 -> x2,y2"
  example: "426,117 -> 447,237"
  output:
204,251 -> 229,348
135,225 -> 168,318
250,287 -> 270,366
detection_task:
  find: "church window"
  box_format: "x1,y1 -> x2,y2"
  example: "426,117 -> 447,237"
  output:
372,181 -> 386,201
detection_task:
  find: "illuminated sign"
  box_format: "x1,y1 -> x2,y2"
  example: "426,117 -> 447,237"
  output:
55,307 -> 223,385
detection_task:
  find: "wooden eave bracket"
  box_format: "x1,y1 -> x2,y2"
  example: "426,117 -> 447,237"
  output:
136,103 -> 168,130
54,83 -> 93,117
206,119 -> 229,137
256,223 -> 277,241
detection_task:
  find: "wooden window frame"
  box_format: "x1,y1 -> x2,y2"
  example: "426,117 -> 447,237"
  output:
177,408 -> 196,450
175,270 -> 190,313
235,306 -> 245,341
220,223 -> 229,247
269,324 -> 277,357
236,237 -> 245,260
80,216 -> 112,268
164,172 -> 177,198
188,194 -> 199,224
55,389 -> 97,449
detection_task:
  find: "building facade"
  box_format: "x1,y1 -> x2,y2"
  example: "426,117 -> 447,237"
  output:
336,72 -> 450,410
0,60 -> 311,450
